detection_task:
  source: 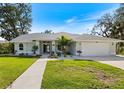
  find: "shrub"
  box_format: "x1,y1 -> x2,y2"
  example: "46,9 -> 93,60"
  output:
56,51 -> 61,57
64,54 -> 67,57
0,43 -> 14,54
66,52 -> 71,55
19,53 -> 25,56
49,51 -> 58,58
32,45 -> 38,54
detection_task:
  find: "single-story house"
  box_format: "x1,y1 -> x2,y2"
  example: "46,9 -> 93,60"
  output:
11,32 -> 123,56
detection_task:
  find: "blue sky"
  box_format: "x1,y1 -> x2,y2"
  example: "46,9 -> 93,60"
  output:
32,3 -> 120,34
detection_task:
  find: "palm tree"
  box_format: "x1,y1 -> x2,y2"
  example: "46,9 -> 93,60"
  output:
57,35 -> 72,56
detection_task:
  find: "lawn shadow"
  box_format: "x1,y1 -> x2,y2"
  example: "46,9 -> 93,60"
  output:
74,59 -> 94,61
0,55 -> 40,58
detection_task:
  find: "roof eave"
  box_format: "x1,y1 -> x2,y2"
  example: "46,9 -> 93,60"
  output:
73,39 -> 124,42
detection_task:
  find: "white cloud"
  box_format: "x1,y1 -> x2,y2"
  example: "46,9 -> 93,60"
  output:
65,16 -> 77,24
83,7 -> 118,21
32,5 -> 119,34
65,6 -> 119,24
56,6 -> 119,34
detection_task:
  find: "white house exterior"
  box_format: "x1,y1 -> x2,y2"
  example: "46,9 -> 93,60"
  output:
11,32 -> 123,56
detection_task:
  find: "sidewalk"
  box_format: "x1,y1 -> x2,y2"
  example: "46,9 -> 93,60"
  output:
7,58 -> 47,89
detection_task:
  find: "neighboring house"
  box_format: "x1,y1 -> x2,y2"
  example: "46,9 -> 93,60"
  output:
11,32 -> 123,56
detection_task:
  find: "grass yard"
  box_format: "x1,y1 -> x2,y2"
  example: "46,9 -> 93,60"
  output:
42,59 -> 124,89
0,56 -> 38,89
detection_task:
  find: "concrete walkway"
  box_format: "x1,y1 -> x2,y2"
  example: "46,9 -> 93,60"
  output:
99,60 -> 124,70
7,58 -> 48,89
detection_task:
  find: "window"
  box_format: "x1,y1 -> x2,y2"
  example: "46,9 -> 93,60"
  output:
19,43 -> 23,50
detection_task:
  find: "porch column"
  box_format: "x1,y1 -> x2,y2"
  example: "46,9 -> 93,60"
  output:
40,41 -> 43,55
34,41 -> 40,55
52,41 -> 56,53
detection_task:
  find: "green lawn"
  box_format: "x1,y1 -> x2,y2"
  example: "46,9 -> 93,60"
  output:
0,56 -> 38,89
42,59 -> 124,89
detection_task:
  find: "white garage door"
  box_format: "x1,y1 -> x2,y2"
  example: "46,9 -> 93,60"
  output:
81,42 -> 110,56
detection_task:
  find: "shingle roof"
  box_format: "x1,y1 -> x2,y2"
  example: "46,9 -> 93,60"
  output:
11,32 -> 124,42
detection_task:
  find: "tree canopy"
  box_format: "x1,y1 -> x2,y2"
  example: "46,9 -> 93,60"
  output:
42,30 -> 53,34
0,3 -> 32,41
91,4 -> 124,40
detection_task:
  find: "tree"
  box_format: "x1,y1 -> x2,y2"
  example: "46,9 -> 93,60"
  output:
0,3 -> 32,41
91,4 -> 124,54
0,43 -> 13,54
32,45 -> 38,54
115,4 -> 124,53
91,4 -> 124,40
91,13 -> 115,38
115,3 -> 124,40
57,35 -> 72,56
43,30 -> 53,34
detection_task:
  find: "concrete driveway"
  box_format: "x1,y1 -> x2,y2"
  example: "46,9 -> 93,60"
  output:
73,55 -> 124,70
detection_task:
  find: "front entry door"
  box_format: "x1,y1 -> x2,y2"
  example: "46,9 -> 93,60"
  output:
43,44 -> 47,53
43,44 -> 50,53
